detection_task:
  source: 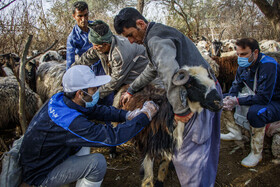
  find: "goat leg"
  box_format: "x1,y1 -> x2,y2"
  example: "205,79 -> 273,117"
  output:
155,155 -> 172,186
141,155 -> 154,187
173,121 -> 185,150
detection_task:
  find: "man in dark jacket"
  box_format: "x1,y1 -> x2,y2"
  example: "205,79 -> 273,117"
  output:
221,38 -> 280,167
114,7 -> 222,187
19,65 -> 158,187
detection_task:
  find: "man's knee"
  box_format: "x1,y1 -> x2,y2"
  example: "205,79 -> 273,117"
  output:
86,153 -> 107,181
247,105 -> 269,128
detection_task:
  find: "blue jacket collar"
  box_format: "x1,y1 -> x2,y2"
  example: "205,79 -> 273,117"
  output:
248,53 -> 262,72
75,21 -> 94,34
48,92 -> 86,130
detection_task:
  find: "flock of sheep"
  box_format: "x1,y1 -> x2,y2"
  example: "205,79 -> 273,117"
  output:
0,49 -> 66,135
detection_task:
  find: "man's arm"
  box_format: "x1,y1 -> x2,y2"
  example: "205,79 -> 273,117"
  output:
228,68 -> 244,97
65,100 -> 158,147
71,48 -> 100,67
127,62 -> 158,94
87,104 -> 128,122
146,36 -> 190,116
238,62 -> 278,105
98,55 -> 124,98
66,36 -> 76,69
65,113 -> 150,147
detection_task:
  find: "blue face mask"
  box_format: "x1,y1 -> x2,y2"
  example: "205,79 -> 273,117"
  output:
81,90 -> 99,108
237,52 -> 255,68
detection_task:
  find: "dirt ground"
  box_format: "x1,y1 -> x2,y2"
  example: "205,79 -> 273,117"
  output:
1,125 -> 280,187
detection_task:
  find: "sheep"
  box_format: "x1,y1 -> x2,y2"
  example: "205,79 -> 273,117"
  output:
39,50 -> 64,64
0,76 -> 43,133
265,121 -> 280,160
263,51 -> 280,63
222,40 -> 236,53
211,55 -> 238,93
114,65 -> 222,187
57,46 -> 67,61
36,61 -> 66,102
220,51 -> 237,57
201,53 -> 219,78
0,53 -> 20,76
0,66 -> 7,77
259,40 -> 280,52
196,40 -> 211,56
272,133 -> 280,160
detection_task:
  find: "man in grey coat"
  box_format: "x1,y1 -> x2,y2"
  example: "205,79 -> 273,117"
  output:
114,8 -> 222,187
72,20 -> 148,100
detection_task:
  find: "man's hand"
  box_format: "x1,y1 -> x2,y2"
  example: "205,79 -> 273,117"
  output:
126,109 -> 141,121
174,112 -> 194,123
223,96 -> 238,111
126,101 -> 159,121
140,101 -> 159,121
120,91 -> 132,106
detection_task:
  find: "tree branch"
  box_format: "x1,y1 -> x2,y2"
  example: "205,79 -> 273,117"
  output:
0,0 -> 16,11
18,35 -> 33,134
26,39 -> 58,62
137,0 -> 145,14
252,0 -> 274,18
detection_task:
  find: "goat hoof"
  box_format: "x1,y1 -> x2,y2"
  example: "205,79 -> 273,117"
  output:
109,152 -> 118,159
155,180 -> 164,187
168,161 -> 175,171
141,181 -> 154,187
109,147 -> 117,158
139,167 -> 144,179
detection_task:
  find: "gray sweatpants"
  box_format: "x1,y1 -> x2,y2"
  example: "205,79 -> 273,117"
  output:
40,153 -> 107,187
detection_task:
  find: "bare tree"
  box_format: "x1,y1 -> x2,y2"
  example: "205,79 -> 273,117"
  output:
252,0 -> 280,39
137,0 -> 145,14
0,0 -> 16,11
18,35 -> 57,133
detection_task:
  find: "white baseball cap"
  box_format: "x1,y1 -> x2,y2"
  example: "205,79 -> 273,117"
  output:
62,65 -> 111,92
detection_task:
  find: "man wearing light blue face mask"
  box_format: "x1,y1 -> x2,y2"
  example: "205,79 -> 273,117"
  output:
221,38 -> 280,167
19,65 -> 159,187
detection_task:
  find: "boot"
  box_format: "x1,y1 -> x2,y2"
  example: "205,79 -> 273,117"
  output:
221,111 -> 242,141
241,126 -> 265,167
76,178 -> 103,187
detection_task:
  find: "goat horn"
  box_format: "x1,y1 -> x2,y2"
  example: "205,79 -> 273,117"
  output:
172,69 -> 190,86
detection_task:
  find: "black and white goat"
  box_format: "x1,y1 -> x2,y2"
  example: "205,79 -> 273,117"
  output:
114,65 -> 222,187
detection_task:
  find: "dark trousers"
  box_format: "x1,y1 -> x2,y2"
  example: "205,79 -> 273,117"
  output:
247,101 -> 280,128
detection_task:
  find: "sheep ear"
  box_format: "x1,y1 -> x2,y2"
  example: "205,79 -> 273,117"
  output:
172,69 -> 189,86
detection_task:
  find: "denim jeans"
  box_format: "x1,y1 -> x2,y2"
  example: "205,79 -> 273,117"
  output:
40,153 -> 107,187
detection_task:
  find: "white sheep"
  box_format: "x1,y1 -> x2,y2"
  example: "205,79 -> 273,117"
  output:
260,40 -> 280,52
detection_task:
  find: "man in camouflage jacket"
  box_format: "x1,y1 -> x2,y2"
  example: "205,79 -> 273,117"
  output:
72,20 -> 148,100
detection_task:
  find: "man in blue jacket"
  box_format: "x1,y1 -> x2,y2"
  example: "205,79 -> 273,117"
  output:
67,1 -> 113,106
66,1 -> 92,70
222,38 -> 280,167
19,65 -> 158,187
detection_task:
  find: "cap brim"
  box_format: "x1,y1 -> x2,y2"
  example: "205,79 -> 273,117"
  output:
87,75 -> 111,88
